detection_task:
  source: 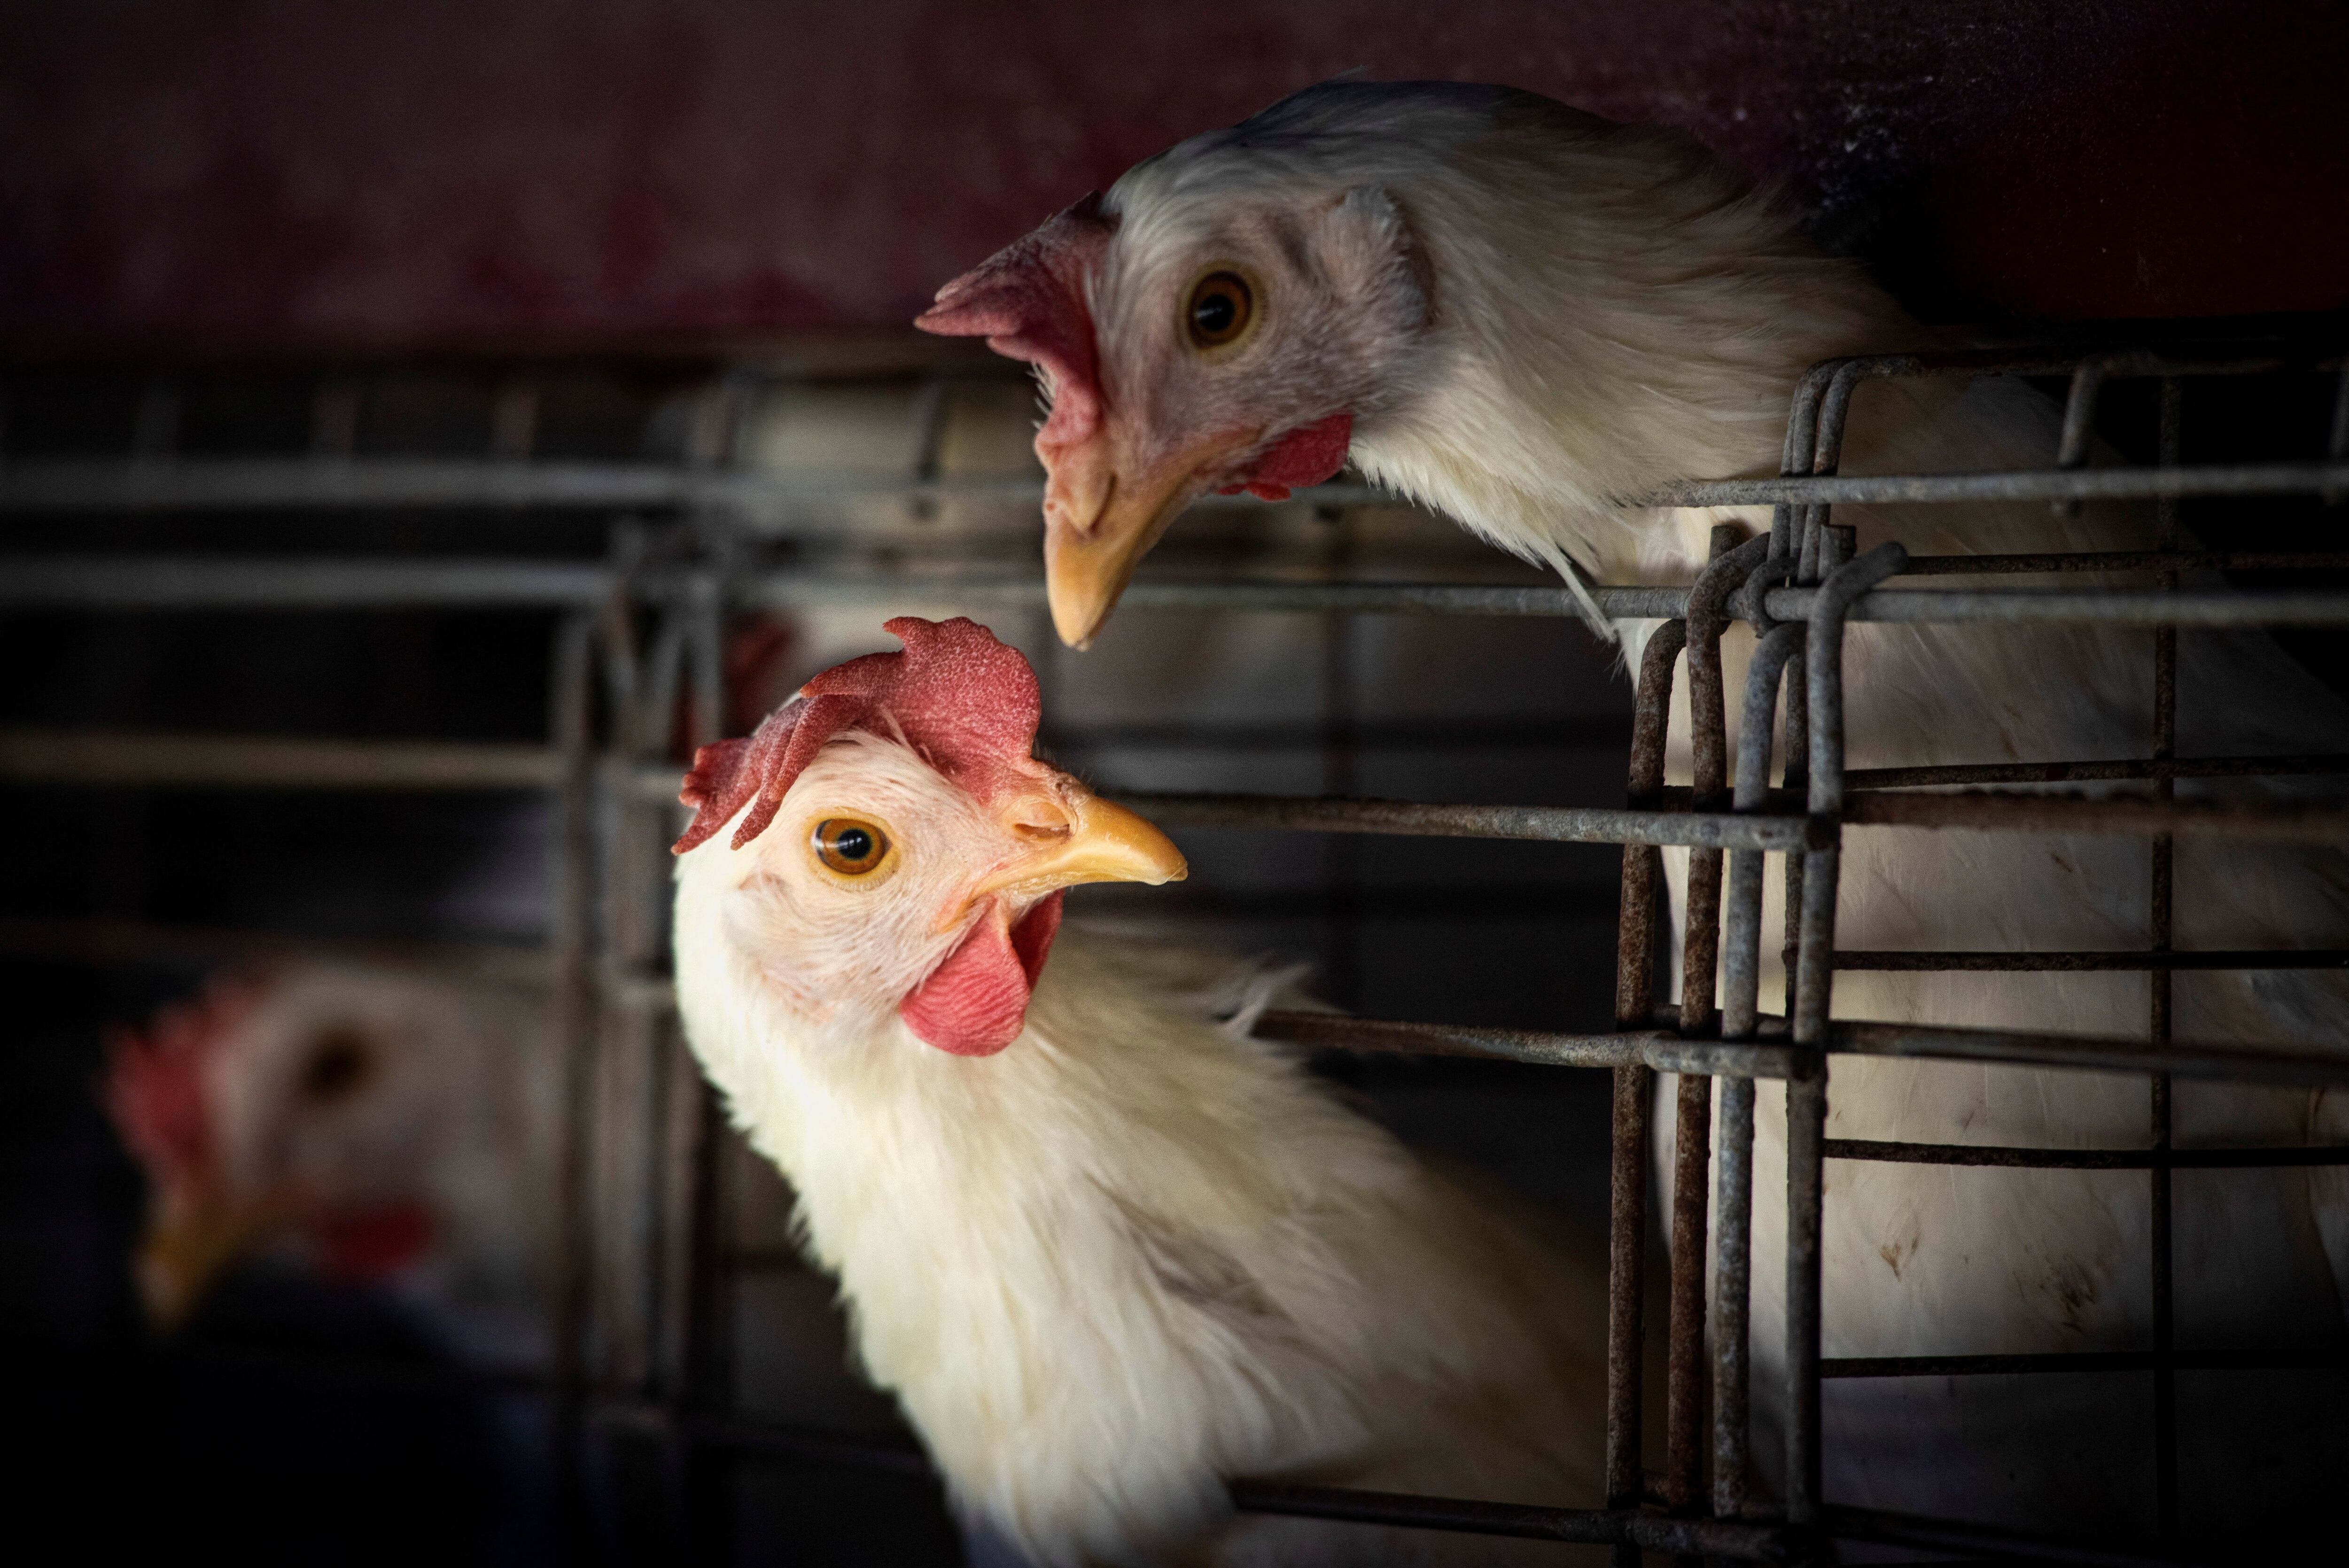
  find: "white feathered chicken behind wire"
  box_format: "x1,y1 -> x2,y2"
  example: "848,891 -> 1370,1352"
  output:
669,615 -> 1607,1565
106,964 -> 562,1358
918,79 -> 2349,1546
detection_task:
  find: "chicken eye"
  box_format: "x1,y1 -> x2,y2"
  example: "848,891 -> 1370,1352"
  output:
1185,271 -> 1254,349
811,816 -> 894,879
301,1026 -> 374,1105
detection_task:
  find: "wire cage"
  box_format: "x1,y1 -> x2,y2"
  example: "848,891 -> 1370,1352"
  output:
5,334 -> 2349,1565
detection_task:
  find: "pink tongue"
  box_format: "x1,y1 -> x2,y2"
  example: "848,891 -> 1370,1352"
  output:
900,892 -> 1066,1056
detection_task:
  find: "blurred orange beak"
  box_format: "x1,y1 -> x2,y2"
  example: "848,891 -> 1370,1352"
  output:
134,1180 -> 305,1330
1041,430 -> 1247,648
943,785 -> 1186,929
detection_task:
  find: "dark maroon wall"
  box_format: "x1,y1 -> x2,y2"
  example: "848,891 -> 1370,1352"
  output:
3,1 -> 2343,351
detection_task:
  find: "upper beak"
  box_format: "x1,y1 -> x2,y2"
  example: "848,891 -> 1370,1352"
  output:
1042,432 -> 1244,649
949,789 -> 1187,927
134,1182 -> 303,1330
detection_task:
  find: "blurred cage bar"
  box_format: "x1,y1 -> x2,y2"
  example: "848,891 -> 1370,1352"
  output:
5,334 -> 2349,1567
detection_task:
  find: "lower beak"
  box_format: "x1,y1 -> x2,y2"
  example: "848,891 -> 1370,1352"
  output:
136,1185 -> 302,1330
1042,435 -> 1238,649
953,792 -> 1187,923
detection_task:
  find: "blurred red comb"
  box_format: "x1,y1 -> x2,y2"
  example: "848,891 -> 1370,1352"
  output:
674,617 -> 1042,855
104,974 -> 266,1181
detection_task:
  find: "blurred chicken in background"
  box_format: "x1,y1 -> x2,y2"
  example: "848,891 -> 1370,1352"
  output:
107,964 -> 561,1359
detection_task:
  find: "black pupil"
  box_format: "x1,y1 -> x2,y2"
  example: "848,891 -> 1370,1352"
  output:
832,827 -> 872,862
303,1031 -> 370,1101
1193,289 -> 1236,335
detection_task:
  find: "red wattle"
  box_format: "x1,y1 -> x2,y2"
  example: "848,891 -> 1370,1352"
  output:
1230,410 -> 1353,501
307,1200 -> 434,1282
899,893 -> 1065,1056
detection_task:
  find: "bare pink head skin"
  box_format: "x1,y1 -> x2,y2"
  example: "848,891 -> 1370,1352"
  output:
105,971 -> 454,1325
673,616 -> 1184,1056
918,156 -> 1423,647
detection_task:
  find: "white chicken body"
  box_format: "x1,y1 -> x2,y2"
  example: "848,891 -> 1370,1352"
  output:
670,643 -> 1605,1566
921,80 -> 2349,1541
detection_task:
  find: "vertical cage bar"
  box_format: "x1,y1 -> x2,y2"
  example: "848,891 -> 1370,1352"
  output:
1321,507 -> 1361,1007
1668,528 -> 1769,1533
1717,617 -> 1805,1521
547,610 -> 600,1555
1787,535 -> 1906,1529
1608,620 -> 1685,1548
2150,376 -> 2182,1541
677,566 -> 734,1560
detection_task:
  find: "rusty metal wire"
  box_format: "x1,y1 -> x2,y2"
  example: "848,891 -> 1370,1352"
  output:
11,342 -> 2349,1565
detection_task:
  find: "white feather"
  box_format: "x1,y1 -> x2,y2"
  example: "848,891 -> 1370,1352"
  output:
673,735 -> 1605,1565
1101,79 -> 2349,1537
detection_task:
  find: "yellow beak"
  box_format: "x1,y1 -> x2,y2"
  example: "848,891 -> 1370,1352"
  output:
1042,434 -> 1235,649
949,790 -> 1186,927
134,1183 -> 303,1330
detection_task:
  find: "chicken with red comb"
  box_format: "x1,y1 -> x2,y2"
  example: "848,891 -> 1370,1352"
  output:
671,616 -> 1606,1564
919,78 -> 2349,1546
105,965 -> 558,1359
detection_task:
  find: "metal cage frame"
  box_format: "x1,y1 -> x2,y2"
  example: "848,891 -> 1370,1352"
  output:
6,337 -> 2349,1566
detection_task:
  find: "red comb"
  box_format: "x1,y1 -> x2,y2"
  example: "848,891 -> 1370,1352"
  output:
674,617 -> 1042,854
104,974 -> 266,1182
914,195 -> 1116,453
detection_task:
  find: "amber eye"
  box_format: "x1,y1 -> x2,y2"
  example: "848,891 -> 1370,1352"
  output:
811,816 -> 894,878
301,1025 -> 374,1105
1185,271 -> 1254,349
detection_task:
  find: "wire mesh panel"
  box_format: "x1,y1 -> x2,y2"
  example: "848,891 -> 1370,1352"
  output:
5,337 -> 2348,1564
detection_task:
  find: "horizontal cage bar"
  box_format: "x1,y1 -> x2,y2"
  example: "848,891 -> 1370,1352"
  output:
1824,1137 -> 2349,1169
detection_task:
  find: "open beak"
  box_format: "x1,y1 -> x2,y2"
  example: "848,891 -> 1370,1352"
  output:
1042,432 -> 1245,649
134,1182 -> 304,1330
947,789 -> 1186,928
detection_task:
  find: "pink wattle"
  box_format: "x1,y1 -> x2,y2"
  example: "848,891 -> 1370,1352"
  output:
899,892 -> 1066,1056
1215,410 -> 1353,500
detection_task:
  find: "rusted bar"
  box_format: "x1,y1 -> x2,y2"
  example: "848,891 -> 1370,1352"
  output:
1117,791 -> 1815,851
1846,752 -> 2349,788
1712,617 -> 1803,1527
1644,783 -> 2349,844
1710,1074 -> 1756,1521
1606,1061 -> 1653,1539
1783,1062 -> 1826,1529
1722,627 -> 1808,1039
1664,532 -> 1763,1534
1607,620 -> 1683,1551
1824,1348 -> 2349,1378
1839,790 -> 2349,845
1898,549 -> 2349,575
1827,1018 -> 2349,1088
1640,461 -> 2349,509
1250,1011 -> 1794,1078
1682,530 -> 1766,1034
1795,542 -> 1908,1041
1227,1481 -> 1797,1559
1617,621 -> 1688,1022
1834,948 -> 2349,971
1666,1072 -> 1713,1527
1786,539 -> 1902,1528
1824,1137 -> 2349,1169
